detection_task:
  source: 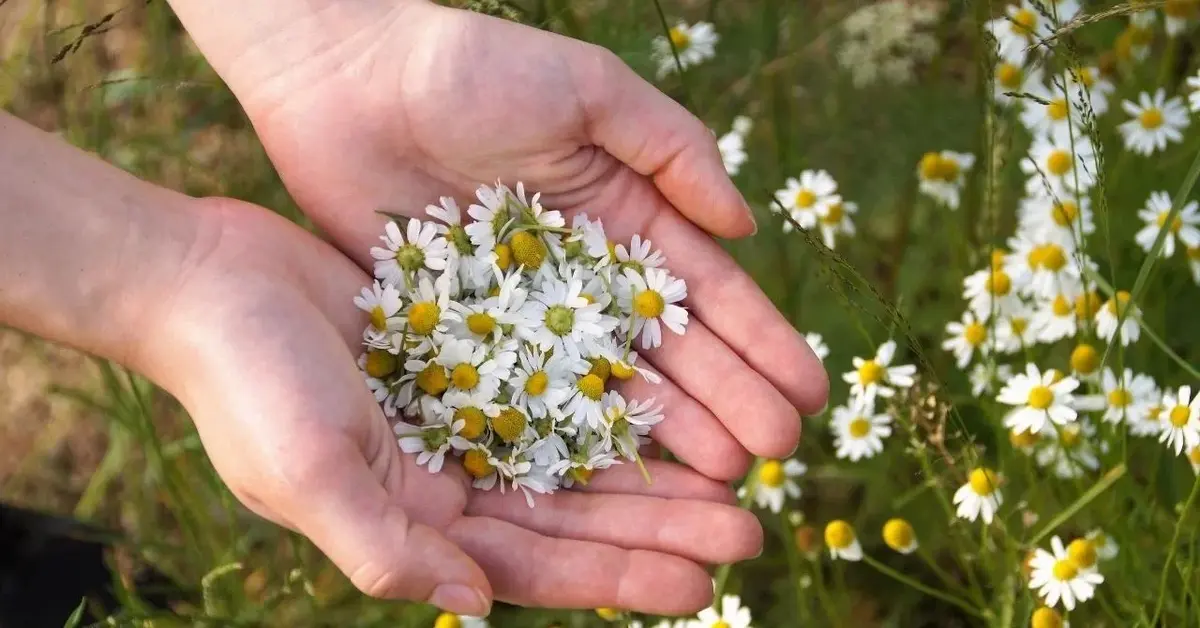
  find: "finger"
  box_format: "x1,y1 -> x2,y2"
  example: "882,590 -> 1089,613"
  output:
577,458 -> 736,504
567,43 -> 754,238
466,490 -> 762,565
276,428 -> 492,615
617,360 -> 751,481
447,515 -> 715,615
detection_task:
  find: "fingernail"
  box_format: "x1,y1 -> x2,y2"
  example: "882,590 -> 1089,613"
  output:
429,584 -> 491,617
744,199 -> 758,236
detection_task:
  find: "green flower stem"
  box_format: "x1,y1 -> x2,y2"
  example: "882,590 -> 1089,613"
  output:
1150,474 -> 1200,625
860,554 -> 986,619
713,458 -> 761,599
778,510 -> 807,621
1029,463 -> 1126,546
809,554 -> 841,626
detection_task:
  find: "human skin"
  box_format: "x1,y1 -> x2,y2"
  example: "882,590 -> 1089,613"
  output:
0,112 -> 767,616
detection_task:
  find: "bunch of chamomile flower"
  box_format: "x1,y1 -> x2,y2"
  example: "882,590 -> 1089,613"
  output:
353,181 -> 689,507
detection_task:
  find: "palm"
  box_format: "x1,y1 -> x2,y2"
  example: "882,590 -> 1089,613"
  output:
167,200 -> 762,613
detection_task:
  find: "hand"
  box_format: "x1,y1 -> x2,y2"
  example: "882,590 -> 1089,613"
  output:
172,0 -> 830,480
152,198 -> 765,615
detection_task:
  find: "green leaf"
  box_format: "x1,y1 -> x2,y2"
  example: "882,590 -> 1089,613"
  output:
62,598 -> 86,628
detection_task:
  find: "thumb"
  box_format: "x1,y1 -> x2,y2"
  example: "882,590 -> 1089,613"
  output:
569,43 -> 755,238
282,432 -> 493,615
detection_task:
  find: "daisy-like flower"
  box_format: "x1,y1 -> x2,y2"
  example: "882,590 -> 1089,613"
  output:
1030,607 -> 1067,628
435,337 -> 503,399
773,170 -> 839,231
1066,536 -> 1101,574
1067,66 -> 1116,116
882,518 -> 919,554
449,268 -> 534,344
1029,536 -> 1104,610
495,453 -> 556,508
394,419 -> 469,474
398,273 -> 456,346
995,308 -> 1038,354
652,21 -> 718,78
371,219 -> 450,286
433,613 -> 489,628
806,332 -> 830,362
1097,367 -> 1159,425
917,150 -> 974,209
693,594 -> 752,628
1068,342 -> 1101,380
953,467 -> 1004,523
1159,385 -> 1200,455
465,182 -> 515,256
1086,529 -> 1120,561
986,2 -> 1052,66
354,281 -> 404,348
1019,195 -> 1094,246
1135,191 -> 1200,258
602,392 -> 664,460
824,520 -> 863,561
831,395 -> 893,461
993,63 -> 1041,107
999,363 -> 1080,435
1031,293 -> 1078,343
1188,70 -> 1200,112
1021,130 -> 1097,199
943,311 -> 991,368
1035,420 -> 1101,479
1007,234 -> 1087,301
1020,78 -> 1086,137
547,438 -> 620,487
748,458 -> 806,513
523,276 -> 617,360
717,116 -> 752,176
1094,290 -> 1141,346
613,234 -> 667,273
816,199 -> 858,249
842,340 -> 917,400
509,347 -> 587,419
617,267 -> 688,349
1164,0 -> 1200,36
963,265 -> 1024,320
1120,89 -> 1190,156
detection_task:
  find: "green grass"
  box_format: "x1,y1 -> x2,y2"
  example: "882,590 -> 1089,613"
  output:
8,0 -> 1200,626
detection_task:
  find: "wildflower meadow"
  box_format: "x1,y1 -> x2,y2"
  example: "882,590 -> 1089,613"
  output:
7,0 -> 1200,626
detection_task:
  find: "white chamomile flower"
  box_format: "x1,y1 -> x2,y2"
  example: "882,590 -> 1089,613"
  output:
547,438 -> 619,487
1031,292 -> 1079,343
1097,367 -> 1159,425
354,281 -> 404,348
370,218 -> 450,286
747,458 -> 806,513
917,150 -> 974,209
1094,290 -> 1141,346
953,467 -> 1004,524
1067,66 -> 1116,116
1135,191 -> 1200,257
816,199 -> 858,249
806,332 -> 831,362
465,182 -> 515,256
451,268 -> 534,343
432,612 -> 489,628
986,2 -> 1052,65
999,363 -> 1080,435
995,308 -> 1038,354
1086,529 -> 1120,561
1120,89 -> 1190,156
882,518 -> 919,554
1164,0 -> 1200,36
1019,194 -> 1094,247
1029,536 -> 1104,610
399,273 -> 456,342
1020,78 -> 1086,137
652,21 -> 718,78
602,392 -> 664,460
1006,233 -> 1084,300
842,340 -> 917,399
944,311 -> 991,368
831,396 -> 892,461
1021,130 -> 1097,199
970,362 -> 1013,398
824,520 -> 863,561
618,267 -> 688,350
614,234 -> 667,272
693,594 -> 752,628
588,335 -> 663,384
1035,420 -> 1101,479
509,347 -> 587,419
1189,70 -> 1200,112
496,454 -> 556,508
993,63 -> 1041,107
1159,385 -> 1200,455
963,264 -> 1024,320
523,276 -> 617,360
773,170 -> 839,231
717,119 -> 750,176
394,419 -> 468,474
435,337 -> 502,399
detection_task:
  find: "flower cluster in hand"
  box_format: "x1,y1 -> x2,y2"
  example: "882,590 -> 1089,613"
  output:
354,182 -> 689,506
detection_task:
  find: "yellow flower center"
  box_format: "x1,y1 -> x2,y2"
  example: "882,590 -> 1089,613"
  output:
1051,201 -> 1078,227
986,269 -> 1013,295
1190,446 -> 1200,464
1052,558 -> 1078,581
1075,291 -> 1101,320
577,374 -> 605,401
595,608 -> 622,621
494,242 -> 513,271
1031,607 -> 1064,628
1077,67 -> 1097,88
848,417 -> 872,439
964,322 -> 987,346
1149,404 -> 1164,422
455,407 -> 487,440
668,26 -> 690,49
1105,290 -> 1132,316
1170,404 -> 1192,428
467,312 -> 496,336
491,407 -> 527,443
451,363 -> 480,390
611,360 -> 636,380
758,460 -> 785,487
510,231 -> 546,269
1067,538 -> 1097,568
857,360 -> 884,385
369,305 -> 389,331
364,350 -> 398,378
1047,98 -> 1069,121
1010,317 -> 1029,335
525,371 -> 549,396
1010,428 -> 1040,448
1060,424 -> 1083,449
1027,385 -> 1055,410
434,612 -> 463,628
1157,211 -> 1183,233
822,202 -> 845,225
824,520 -> 855,550
919,153 -> 959,181
416,364 -> 449,396
968,468 -> 1000,496
1052,294 -> 1072,317
1013,8 -> 1037,34
462,449 -> 493,479
408,301 -> 441,336
991,249 -> 1009,270
882,518 -> 915,551
712,622 -> 731,628
1045,149 -> 1073,176
633,289 -> 666,318
1140,107 -> 1165,130
1108,388 -> 1133,408
589,357 -> 612,383
996,63 -> 1023,89
795,189 -> 817,209
1070,343 -> 1099,374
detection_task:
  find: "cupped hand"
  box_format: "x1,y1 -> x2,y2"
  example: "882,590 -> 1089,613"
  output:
177,0 -> 830,480
152,198 -> 763,615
